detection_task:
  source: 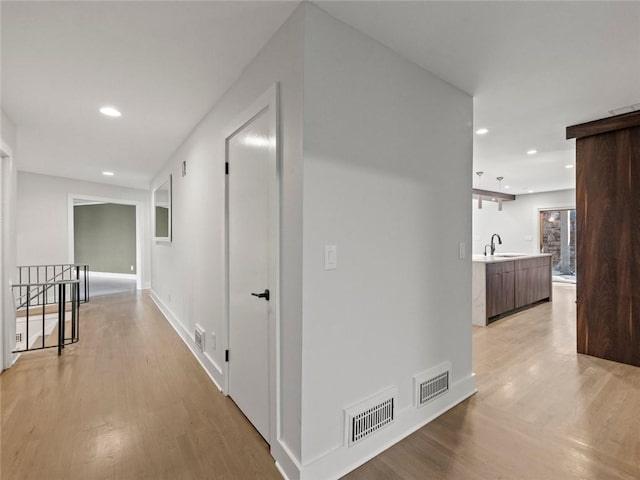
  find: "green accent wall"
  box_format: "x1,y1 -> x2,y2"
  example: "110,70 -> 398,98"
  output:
74,203 -> 136,274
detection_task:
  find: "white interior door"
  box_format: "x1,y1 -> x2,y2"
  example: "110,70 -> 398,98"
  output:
227,108 -> 272,441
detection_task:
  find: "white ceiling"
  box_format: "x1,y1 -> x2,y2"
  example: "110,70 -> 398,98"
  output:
1,1 -> 298,189
3,1 -> 640,193
317,1 -> 640,194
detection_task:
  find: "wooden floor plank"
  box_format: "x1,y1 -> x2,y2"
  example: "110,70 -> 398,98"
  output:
345,284 -> 640,480
1,291 -> 281,480
3,285 -> 640,479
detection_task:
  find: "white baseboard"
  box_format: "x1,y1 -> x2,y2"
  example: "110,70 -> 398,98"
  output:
148,289 -> 476,480
275,462 -> 293,480
273,439 -> 303,480
298,373 -> 477,480
4,352 -> 20,371
2,350 -> 21,372
149,290 -> 224,392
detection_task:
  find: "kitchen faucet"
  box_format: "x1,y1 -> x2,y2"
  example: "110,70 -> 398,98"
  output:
490,233 -> 502,256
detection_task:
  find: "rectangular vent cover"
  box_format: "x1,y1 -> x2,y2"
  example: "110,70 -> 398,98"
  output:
419,372 -> 448,406
194,324 -> 205,352
16,332 -> 23,343
414,362 -> 451,408
345,388 -> 396,447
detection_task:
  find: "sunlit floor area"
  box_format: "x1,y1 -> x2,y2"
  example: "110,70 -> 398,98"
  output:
552,273 -> 577,284
2,285 -> 639,479
85,273 -> 137,297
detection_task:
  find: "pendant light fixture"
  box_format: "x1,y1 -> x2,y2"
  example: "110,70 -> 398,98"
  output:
476,171 -> 484,209
473,174 -> 515,208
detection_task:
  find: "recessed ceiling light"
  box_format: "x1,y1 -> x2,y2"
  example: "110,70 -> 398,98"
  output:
528,190 -> 535,193
504,185 -> 511,189
565,164 -> 574,169
102,171 -> 115,176
99,106 -> 121,117
526,149 -> 537,155
476,128 -> 489,135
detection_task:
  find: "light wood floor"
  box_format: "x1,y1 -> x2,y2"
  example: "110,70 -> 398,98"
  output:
346,284 -> 640,480
1,291 -> 281,480
2,285 -> 639,479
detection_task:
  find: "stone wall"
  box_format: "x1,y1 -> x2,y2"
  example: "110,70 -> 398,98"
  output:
541,209 -> 576,274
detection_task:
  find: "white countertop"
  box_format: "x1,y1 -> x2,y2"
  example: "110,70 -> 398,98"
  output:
472,253 -> 552,264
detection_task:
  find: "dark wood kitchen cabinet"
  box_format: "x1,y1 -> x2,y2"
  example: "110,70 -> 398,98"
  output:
486,261 -> 515,318
485,256 -> 551,322
515,257 -> 551,308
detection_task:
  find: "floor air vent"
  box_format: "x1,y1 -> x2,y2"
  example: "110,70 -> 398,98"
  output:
414,362 -> 451,408
345,388 -> 396,447
194,325 -> 205,352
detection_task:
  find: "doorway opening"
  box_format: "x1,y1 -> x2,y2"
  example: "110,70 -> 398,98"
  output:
539,209 -> 576,284
68,195 -> 143,296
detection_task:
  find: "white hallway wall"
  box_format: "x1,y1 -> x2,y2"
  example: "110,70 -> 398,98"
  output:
472,189 -> 576,255
1,109 -> 19,370
17,172 -> 151,286
300,5 -> 474,477
149,5 -> 305,474
150,4 -> 474,479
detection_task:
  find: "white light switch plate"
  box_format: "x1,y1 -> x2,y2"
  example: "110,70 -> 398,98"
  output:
324,245 -> 337,270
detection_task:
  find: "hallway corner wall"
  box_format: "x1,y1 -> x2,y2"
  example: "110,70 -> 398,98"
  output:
149,6 -> 305,477
150,3 -> 481,478
297,5 -> 476,478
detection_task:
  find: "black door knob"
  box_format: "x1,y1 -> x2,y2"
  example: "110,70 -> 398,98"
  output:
251,289 -> 270,301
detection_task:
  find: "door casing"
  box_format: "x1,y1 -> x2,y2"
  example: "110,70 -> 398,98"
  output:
67,194 -> 143,290
223,84 -> 280,448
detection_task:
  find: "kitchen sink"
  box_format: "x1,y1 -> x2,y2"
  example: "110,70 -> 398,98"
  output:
493,253 -> 526,258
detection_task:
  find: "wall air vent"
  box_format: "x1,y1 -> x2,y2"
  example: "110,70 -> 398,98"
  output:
194,324 -> 205,352
414,362 -> 451,408
345,387 -> 396,447
16,332 -> 23,343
